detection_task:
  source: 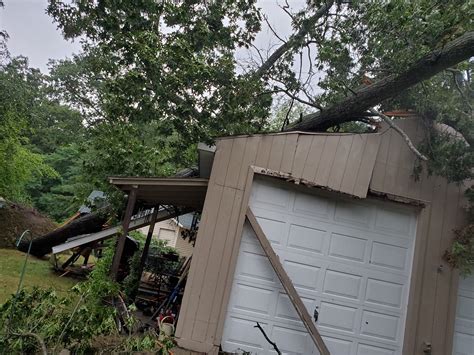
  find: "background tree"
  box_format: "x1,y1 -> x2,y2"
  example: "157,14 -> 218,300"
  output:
38,0 -> 474,269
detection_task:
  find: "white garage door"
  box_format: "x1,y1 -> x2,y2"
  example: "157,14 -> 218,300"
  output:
221,177 -> 418,355
452,275 -> 474,355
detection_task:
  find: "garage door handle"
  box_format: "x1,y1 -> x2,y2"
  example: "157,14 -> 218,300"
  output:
313,308 -> 319,323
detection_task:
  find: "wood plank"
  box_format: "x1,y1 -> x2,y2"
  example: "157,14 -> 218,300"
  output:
177,184 -> 224,340
246,207 -> 330,355
111,187 -> 137,279
339,134 -> 367,195
255,135 -> 274,168
205,190 -> 244,342
291,135 -> 312,178
314,135 -> 340,187
353,134 -> 381,197
267,135 -> 286,171
327,135 -> 354,191
192,187 -> 237,342
280,133 -> 298,173
237,136 -> 260,190
301,135 -> 326,182
224,137 -> 247,189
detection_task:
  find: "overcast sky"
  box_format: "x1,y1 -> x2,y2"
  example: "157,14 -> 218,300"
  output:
1,0 -> 308,73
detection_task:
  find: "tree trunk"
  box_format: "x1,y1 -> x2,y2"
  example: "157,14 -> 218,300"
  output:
286,31 -> 474,131
17,209 -> 109,257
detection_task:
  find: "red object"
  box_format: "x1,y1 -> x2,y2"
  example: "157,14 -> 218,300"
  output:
159,310 -> 175,324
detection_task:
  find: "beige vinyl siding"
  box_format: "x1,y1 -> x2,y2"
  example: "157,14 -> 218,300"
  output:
175,118 -> 468,355
174,230 -> 194,258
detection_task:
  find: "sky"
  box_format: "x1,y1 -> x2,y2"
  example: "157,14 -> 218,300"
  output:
0,0 -> 307,73
1,0 -> 80,72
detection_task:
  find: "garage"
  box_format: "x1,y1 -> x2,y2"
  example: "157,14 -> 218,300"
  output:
452,275 -> 474,355
221,177 -> 418,354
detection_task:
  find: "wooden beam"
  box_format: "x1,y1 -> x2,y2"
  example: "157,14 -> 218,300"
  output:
111,187 -> 137,280
137,207 -> 159,280
246,207 -> 330,355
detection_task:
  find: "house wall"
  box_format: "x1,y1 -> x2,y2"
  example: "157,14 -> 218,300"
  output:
175,118 -> 468,355
139,220 -> 194,258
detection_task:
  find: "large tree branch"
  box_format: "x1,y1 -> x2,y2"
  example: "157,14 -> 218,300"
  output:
286,31 -> 474,131
254,1 -> 334,78
370,108 -> 428,161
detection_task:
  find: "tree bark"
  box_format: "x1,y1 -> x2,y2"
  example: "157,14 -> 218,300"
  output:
286,31 -> 474,131
17,209 -> 109,257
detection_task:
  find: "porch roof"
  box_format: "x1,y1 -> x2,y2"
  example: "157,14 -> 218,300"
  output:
109,177 -> 209,209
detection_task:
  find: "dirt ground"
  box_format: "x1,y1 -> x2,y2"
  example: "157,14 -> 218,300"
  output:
0,202 -> 56,248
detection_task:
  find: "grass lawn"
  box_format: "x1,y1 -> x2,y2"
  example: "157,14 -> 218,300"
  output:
0,248 -> 78,304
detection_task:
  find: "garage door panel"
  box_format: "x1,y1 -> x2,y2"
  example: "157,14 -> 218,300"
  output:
222,316 -> 268,351
357,343 -> 395,355
334,200 -> 373,228
231,282 -> 275,316
321,335 -> 353,355
374,206 -> 415,238
236,247 -> 275,284
365,278 -> 404,309
322,269 -> 363,300
288,223 -> 327,255
318,301 -> 358,333
275,293 -> 315,323
452,275 -> 474,354
370,242 -> 409,271
272,325 -> 314,354
222,178 -> 417,354
293,192 -> 333,220
283,259 -> 321,291
329,232 -> 368,263
252,180 -> 291,210
360,310 -> 400,342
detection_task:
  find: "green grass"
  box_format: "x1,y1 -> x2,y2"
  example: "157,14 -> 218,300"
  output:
0,248 -> 78,304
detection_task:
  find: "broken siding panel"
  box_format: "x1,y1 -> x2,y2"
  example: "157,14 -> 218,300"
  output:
291,135 -> 313,178
370,128 -> 392,191
340,134 -> 367,195
192,186 -> 237,342
237,136 -> 260,190
353,134 -> 381,197
267,135 -> 286,171
280,133 -> 298,173
224,137 -> 247,189
314,135 -> 341,187
327,135 -> 354,191
301,135 -> 326,182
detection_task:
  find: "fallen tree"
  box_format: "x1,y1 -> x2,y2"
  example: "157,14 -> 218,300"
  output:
17,209 -> 109,257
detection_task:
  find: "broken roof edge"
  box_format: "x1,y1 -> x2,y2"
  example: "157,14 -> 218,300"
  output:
215,130 -> 379,140
214,117 -> 423,141
109,176 -> 209,187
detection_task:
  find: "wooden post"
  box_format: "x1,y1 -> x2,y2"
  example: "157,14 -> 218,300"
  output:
111,187 -> 137,280
137,206 -> 159,279
246,207 -> 330,355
